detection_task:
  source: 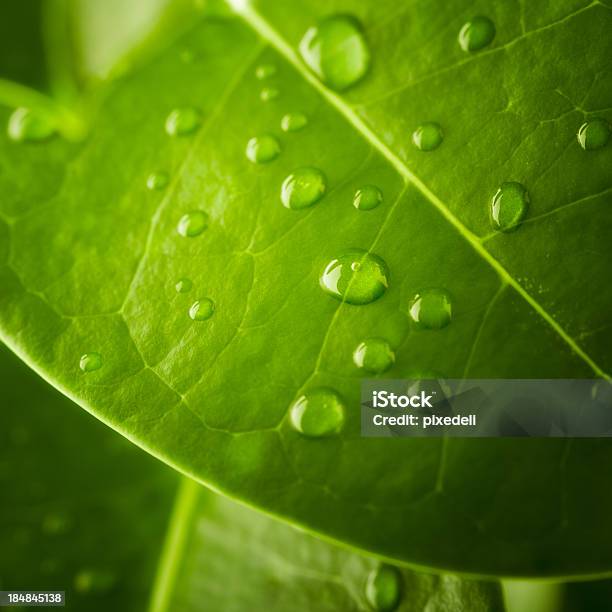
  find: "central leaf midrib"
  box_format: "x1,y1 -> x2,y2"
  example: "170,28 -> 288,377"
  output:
233,2 -> 609,380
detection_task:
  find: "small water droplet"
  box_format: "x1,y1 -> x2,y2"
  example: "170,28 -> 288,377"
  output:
177,211 -> 209,237
412,122 -> 443,151
320,249 -> 389,305
490,181 -> 529,232
260,87 -> 279,101
281,167 -> 327,209
353,338 -> 395,374
189,298 -> 214,321
409,289 -> 452,329
299,15 -> 370,91
165,107 -> 201,136
353,185 -> 383,210
365,564 -> 402,612
42,513 -> 70,535
255,64 -> 276,79
175,278 -> 193,293
146,172 -> 169,191
281,112 -> 308,132
289,388 -> 345,437
246,134 -> 281,163
79,352 -> 102,372
577,118 -> 610,150
7,107 -> 56,143
458,16 -> 496,52
74,569 -> 116,594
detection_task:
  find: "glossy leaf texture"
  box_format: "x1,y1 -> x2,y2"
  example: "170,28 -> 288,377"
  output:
0,1 -> 611,576
0,345 -> 177,611
151,479 -> 505,612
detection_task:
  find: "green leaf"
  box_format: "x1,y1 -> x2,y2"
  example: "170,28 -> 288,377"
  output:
1,1 -> 611,576
150,479 -> 506,612
0,345 -> 177,610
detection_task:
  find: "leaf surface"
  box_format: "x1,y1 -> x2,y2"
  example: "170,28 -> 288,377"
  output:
1,1 -> 611,576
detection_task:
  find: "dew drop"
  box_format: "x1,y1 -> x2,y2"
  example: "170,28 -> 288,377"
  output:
281,167 -> 327,209
353,185 -> 383,210
299,15 -> 370,91
165,107 -> 201,136
577,118 -> 611,151
412,122 -> 443,151
74,569 -> 116,594
175,278 -> 193,293
289,388 -> 345,437
246,134 -> 281,163
353,338 -> 395,374
260,87 -> 279,102
146,172 -> 169,191
79,352 -> 102,372
177,210 -> 209,237
490,182 -> 529,232
281,112 -> 308,132
458,16 -> 496,52
409,289 -> 452,330
255,64 -> 276,79
7,107 -> 56,143
320,249 -> 389,305
365,564 -> 402,612
189,298 -> 214,321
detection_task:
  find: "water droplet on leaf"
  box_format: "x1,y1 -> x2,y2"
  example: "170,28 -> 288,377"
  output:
146,172 -> 169,191
320,249 -> 389,305
299,15 -> 370,91
490,182 -> 529,232
255,64 -> 276,79
353,185 -> 383,210
189,298 -> 214,321
365,564 -> 402,612
177,211 -> 209,237
260,87 -> 279,101
412,122 -> 443,151
246,134 -> 281,163
281,167 -> 327,209
289,388 -> 345,437
175,278 -> 193,293
79,353 -> 102,372
353,338 -> 395,374
165,107 -> 201,136
7,107 -> 56,143
409,289 -> 452,329
458,16 -> 496,52
281,112 -> 308,132
577,118 -> 610,150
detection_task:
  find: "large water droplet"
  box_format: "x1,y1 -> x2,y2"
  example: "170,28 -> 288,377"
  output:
412,122 -> 443,151
177,211 -> 209,237
246,134 -> 281,163
320,249 -> 389,305
353,185 -> 383,210
458,16 -> 496,52
255,64 -> 276,79
577,118 -> 610,151
165,107 -> 201,136
365,564 -> 402,612
490,182 -> 529,232
289,388 -> 345,437
79,353 -> 102,372
260,87 -> 279,102
146,172 -> 169,191
299,15 -> 370,91
7,107 -> 56,143
409,289 -> 452,329
74,569 -> 116,594
281,167 -> 327,209
189,298 -> 214,321
175,278 -> 193,293
353,338 -> 395,374
281,112 -> 308,132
